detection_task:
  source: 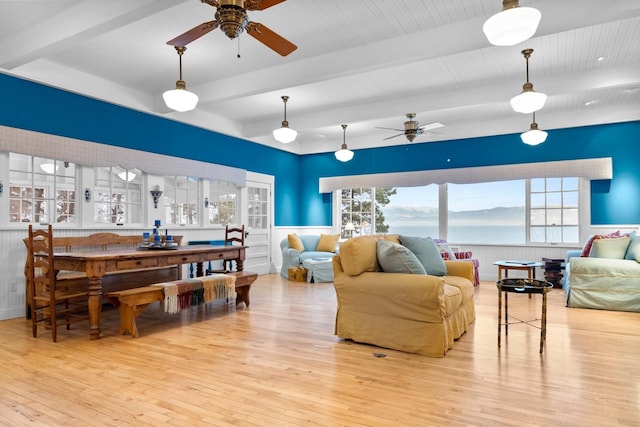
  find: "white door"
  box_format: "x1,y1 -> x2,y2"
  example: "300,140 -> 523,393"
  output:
244,178 -> 272,274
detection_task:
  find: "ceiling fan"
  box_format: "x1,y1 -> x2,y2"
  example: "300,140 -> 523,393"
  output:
376,113 -> 444,142
166,0 -> 297,56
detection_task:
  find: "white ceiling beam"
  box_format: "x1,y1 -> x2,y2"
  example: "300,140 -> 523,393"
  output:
0,0 -> 188,70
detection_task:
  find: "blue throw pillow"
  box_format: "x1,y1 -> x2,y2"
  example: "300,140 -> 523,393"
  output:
398,235 -> 447,276
625,234 -> 640,262
376,240 -> 426,274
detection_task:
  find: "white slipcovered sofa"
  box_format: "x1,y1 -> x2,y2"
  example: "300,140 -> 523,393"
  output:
564,232 -> 640,312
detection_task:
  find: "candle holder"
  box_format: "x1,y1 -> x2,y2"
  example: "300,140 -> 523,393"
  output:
150,185 -> 163,209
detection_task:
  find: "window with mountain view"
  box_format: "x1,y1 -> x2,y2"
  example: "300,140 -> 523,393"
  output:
340,178 -> 580,244
448,180 -> 526,244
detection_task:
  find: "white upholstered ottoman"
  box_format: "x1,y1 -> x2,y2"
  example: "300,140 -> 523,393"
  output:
302,258 -> 334,283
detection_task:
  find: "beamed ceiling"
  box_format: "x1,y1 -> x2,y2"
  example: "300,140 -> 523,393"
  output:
1,0 -> 638,154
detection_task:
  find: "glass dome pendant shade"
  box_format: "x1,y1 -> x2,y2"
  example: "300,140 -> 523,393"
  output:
483,0 -> 541,46
335,124 -> 354,162
521,112 -> 548,145
510,48 -> 547,114
273,96 -> 297,143
163,46 -> 198,112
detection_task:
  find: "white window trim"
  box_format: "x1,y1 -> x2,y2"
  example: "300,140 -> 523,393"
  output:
334,178 -> 591,245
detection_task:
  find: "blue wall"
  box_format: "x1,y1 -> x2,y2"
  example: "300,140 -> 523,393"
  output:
2,73 -> 639,227
299,121 -> 640,226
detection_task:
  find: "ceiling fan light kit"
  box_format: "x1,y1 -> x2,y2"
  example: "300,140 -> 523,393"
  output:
511,48 -> 546,114
273,96 -> 297,143
335,124 -> 354,162
163,47 -> 198,112
521,112 -> 548,145
483,0 -> 541,46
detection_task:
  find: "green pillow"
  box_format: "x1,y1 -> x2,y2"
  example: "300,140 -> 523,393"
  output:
398,235 -> 447,276
624,235 -> 640,262
589,236 -> 631,259
376,240 -> 426,274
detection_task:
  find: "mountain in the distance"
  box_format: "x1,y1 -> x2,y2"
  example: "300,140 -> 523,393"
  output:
381,205 -> 524,226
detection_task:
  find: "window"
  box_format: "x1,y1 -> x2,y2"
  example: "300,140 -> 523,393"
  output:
339,178 -> 581,244
208,180 -> 239,225
9,154 -> 77,223
530,177 -> 579,243
448,180 -> 526,244
339,187 -> 396,238
163,175 -> 199,225
380,185 -> 439,238
93,167 -> 142,224
248,186 -> 268,230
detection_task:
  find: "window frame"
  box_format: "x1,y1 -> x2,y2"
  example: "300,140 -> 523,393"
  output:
91,166 -> 143,226
8,154 -> 78,225
162,175 -> 200,226
335,178 -> 590,245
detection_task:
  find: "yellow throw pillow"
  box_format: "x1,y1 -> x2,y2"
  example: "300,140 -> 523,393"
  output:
316,234 -> 340,252
339,234 -> 400,276
287,234 -> 304,252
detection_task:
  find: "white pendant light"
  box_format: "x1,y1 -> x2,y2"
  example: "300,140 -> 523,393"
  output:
483,0 -> 541,46
521,112 -> 548,145
117,171 -> 136,182
510,48 -> 547,114
335,124 -> 354,162
163,46 -> 198,112
273,95 -> 297,143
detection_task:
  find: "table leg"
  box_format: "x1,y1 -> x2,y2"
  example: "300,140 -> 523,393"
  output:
497,289 -> 502,348
504,291 -> 509,337
540,291 -> 548,353
87,276 -> 103,340
196,261 -> 204,277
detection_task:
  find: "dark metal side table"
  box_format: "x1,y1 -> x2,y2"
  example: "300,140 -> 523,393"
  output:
496,278 -> 554,354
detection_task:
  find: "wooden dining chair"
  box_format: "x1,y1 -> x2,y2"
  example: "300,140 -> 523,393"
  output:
27,224 -> 88,342
207,225 -> 245,274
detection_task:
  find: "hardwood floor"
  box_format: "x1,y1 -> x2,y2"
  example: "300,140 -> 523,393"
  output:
0,274 -> 638,426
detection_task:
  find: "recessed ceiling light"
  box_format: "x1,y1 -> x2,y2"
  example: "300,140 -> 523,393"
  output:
597,56 -> 607,62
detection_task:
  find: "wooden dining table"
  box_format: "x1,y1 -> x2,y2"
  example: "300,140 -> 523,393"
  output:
53,244 -> 246,340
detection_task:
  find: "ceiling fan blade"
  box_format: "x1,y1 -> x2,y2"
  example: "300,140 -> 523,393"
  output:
383,133 -> 404,140
419,122 -> 445,132
244,0 -> 286,11
166,20 -> 218,46
375,127 -> 404,132
246,21 -> 297,56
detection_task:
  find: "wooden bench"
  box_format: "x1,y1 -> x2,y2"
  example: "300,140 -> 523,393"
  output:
23,232 -> 183,318
106,271 -> 257,337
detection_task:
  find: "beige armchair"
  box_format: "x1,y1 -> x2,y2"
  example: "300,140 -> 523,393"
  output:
332,235 -> 475,357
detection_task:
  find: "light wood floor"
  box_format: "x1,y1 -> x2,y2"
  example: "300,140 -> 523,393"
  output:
0,275 -> 638,427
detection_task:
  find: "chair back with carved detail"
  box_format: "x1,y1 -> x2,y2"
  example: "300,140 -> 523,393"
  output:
207,225 -> 245,274
27,224 -> 88,342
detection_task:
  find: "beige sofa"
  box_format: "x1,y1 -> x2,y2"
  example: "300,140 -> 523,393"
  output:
332,235 -> 476,357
